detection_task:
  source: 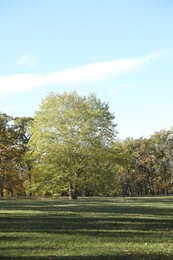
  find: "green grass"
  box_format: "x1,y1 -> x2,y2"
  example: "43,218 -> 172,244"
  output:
0,197 -> 173,259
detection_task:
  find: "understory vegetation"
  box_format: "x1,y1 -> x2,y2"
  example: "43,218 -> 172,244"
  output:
0,197 -> 173,259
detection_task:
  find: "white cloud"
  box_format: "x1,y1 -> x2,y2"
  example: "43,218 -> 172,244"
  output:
16,54 -> 39,67
0,51 -> 166,96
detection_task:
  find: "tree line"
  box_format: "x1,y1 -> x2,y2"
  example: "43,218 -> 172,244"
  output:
1,91 -> 173,198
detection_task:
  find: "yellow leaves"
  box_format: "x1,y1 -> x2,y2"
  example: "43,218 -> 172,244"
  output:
27,92 -> 118,195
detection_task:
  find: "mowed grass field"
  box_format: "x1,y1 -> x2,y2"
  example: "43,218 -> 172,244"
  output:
0,197 -> 173,259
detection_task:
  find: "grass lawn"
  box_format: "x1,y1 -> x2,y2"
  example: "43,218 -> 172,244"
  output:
0,197 -> 173,259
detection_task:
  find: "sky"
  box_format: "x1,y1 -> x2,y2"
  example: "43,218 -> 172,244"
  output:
0,0 -> 173,139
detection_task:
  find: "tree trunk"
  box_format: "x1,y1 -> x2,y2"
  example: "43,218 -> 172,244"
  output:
69,181 -> 78,199
0,190 -> 3,197
147,176 -> 155,195
27,164 -> 32,197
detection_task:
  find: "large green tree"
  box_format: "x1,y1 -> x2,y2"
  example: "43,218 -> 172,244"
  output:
29,92 -> 118,198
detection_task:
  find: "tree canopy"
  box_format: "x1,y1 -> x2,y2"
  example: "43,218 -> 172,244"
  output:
28,91 -> 118,198
0,113 -> 33,197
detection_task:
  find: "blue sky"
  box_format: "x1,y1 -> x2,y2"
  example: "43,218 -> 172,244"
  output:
0,0 -> 173,139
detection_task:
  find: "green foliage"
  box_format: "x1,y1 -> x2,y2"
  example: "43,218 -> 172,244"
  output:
29,91 -> 118,198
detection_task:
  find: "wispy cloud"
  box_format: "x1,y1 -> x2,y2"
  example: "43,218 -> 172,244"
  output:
0,51 -> 167,96
16,53 -> 40,67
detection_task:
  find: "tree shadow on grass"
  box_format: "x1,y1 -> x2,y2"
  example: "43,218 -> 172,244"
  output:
0,198 -> 173,259
0,255 -> 173,259
0,198 -> 173,241
0,197 -> 173,215
0,213 -> 172,234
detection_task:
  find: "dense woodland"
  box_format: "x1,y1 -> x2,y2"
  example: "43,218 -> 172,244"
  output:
1,91 -> 173,199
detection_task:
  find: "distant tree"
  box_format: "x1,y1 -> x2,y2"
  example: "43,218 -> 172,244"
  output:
117,138 -> 156,196
29,92 -> 118,199
151,129 -> 173,195
0,113 -> 20,196
12,116 -> 34,196
0,113 -> 33,197
117,130 -> 173,196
